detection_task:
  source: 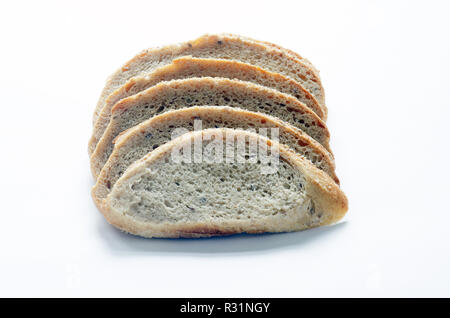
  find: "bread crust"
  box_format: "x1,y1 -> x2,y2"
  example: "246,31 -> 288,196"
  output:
88,56 -> 326,155
218,33 -> 325,106
93,34 -> 325,124
92,106 -> 338,212
97,129 -> 347,238
90,77 -> 331,178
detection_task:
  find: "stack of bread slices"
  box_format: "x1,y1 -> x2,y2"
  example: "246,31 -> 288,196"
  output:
89,34 -> 348,238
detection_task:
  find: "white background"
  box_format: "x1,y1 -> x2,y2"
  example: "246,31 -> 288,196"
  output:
0,0 -> 449,297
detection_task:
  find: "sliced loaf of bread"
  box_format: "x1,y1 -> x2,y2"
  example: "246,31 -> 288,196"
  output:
93,33 -> 324,123
92,106 -> 338,210
99,128 -> 347,238
88,56 -> 325,155
90,78 -> 330,178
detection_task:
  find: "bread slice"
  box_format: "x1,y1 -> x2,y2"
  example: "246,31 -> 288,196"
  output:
92,106 -> 338,209
88,56 -> 325,155
255,38 -> 320,74
98,128 -> 347,238
93,33 -> 325,124
221,33 -> 321,77
90,77 -> 331,178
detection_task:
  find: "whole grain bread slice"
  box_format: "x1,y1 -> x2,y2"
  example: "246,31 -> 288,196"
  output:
90,78 -> 330,178
88,56 -> 325,155
92,106 -> 338,210
93,33 -> 325,124
98,128 -> 347,238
